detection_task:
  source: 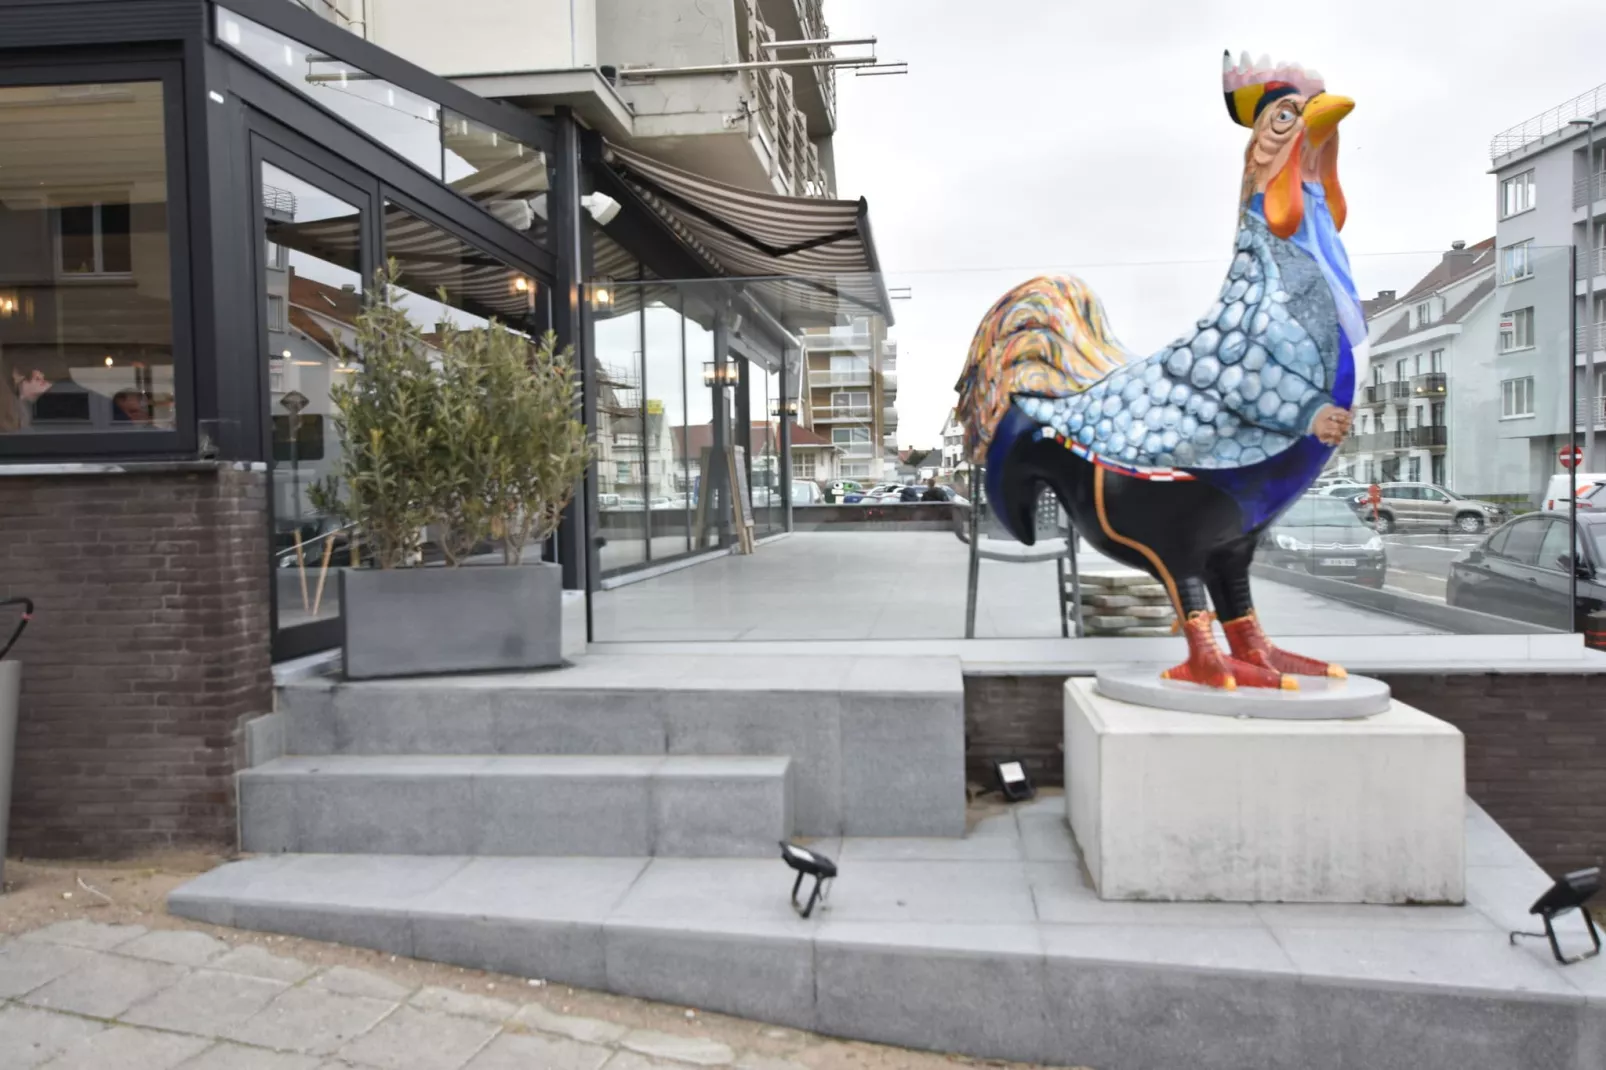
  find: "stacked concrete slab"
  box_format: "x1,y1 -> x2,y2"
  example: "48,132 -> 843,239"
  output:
1073,568 -> 1176,636
237,656 -> 966,860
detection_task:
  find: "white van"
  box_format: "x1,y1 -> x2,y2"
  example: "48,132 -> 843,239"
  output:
1541,473 -> 1606,512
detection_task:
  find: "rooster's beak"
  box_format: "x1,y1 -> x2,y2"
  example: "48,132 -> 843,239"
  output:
1303,93 -> 1353,147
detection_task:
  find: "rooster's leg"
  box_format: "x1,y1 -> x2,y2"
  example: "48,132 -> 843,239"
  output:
1209,537 -> 1347,679
1161,577 -> 1287,690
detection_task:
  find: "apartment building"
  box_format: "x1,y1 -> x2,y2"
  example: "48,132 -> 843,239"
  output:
1488,81 -> 1606,478
938,409 -> 965,475
799,318 -> 899,481
1348,240 -> 1498,494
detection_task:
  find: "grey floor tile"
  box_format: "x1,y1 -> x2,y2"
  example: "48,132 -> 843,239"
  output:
1041,922 -> 1298,973
306,967 -> 412,1001
226,986 -> 398,1055
407,987 -> 515,1023
837,836 -> 1021,862
1015,811 -> 1080,862
19,920 -> 148,952
462,1032 -> 612,1070
820,860 -> 1037,924
121,970 -> 289,1036
335,1006 -> 500,1070
23,954 -> 186,1017
1273,925 -> 1581,996
511,1004 -> 627,1045
0,1004 -> 106,1070
37,1025 -> 210,1070
617,1030 -> 734,1067
177,1044 -> 323,1070
1025,862 -> 1263,926
0,942 -> 98,1000
115,931 -> 230,968
206,946 -> 317,985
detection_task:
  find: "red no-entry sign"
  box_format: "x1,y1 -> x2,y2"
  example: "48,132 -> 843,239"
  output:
1560,445 -> 1584,470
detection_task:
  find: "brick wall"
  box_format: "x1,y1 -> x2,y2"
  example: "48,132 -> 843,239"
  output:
0,464 -> 272,857
965,672 -> 1605,876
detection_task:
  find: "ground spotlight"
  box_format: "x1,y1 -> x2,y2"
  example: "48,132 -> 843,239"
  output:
1509,867 -> 1600,964
994,758 -> 1035,803
779,841 -> 836,919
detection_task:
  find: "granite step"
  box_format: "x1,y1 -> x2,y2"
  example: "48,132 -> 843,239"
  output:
240,754 -> 792,858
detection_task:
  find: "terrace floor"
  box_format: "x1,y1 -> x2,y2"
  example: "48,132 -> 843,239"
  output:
591,531 -> 1438,643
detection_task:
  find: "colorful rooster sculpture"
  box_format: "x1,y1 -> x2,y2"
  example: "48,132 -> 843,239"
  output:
956,52 -> 1360,691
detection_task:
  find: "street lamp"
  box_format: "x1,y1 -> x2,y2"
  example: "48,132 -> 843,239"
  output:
702,361 -> 739,389
770,399 -> 798,418
1569,117 -> 1598,470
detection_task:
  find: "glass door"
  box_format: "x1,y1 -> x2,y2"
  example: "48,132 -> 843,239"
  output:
253,145 -> 374,660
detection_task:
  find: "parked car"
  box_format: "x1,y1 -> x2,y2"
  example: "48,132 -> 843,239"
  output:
1540,473 -> 1606,513
1350,482 -> 1508,534
1447,512 -> 1606,632
791,481 -> 823,506
1313,482 -> 1368,500
1260,495 -> 1387,588
824,480 -> 864,502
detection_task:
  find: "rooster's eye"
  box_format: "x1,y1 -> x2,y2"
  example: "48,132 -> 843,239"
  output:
1276,108 -> 1295,123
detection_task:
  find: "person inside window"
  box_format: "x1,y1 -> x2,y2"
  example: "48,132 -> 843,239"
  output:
1,367 -> 50,431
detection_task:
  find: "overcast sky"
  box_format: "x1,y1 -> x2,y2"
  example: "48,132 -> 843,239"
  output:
823,0 -> 1606,448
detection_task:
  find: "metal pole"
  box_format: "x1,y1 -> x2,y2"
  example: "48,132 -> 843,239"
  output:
779,350 -> 793,533
759,36 -> 878,51
964,466 -> 981,639
550,109 -> 593,609
619,55 -> 883,79
1067,528 -> 1085,638
1586,120 -> 1598,470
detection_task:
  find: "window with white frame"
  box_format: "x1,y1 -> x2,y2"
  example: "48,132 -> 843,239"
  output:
1406,457 -> 1421,482
1501,170 -> 1535,217
832,427 -> 871,454
1430,348 -> 1444,373
267,237 -> 286,269
1500,240 -> 1532,283
1395,358 -> 1407,381
1501,376 -> 1535,418
1371,364 -> 1383,386
794,452 -> 816,478
1500,307 -> 1534,351
842,462 -> 872,478
830,390 -> 869,414
266,294 -> 286,332
1415,301 -> 1432,327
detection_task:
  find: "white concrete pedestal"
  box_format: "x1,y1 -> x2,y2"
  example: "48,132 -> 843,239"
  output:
1064,678 -> 1465,904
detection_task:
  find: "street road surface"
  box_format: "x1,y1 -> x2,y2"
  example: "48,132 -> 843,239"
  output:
1380,532 -> 1486,603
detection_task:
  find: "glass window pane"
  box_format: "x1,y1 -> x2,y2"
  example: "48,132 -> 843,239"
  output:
262,162 -> 363,630
591,249 -> 645,574
643,293 -> 690,559
442,109 -> 548,242
1502,519 -> 1546,566
220,7 -> 445,179
1537,521 -> 1573,573
0,80 -> 175,435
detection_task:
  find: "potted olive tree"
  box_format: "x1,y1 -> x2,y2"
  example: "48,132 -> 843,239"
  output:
313,265 -> 591,679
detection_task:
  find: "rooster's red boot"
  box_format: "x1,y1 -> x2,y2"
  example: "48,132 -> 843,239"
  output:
1223,610 -> 1347,679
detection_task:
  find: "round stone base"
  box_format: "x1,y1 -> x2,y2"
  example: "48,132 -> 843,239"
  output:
1094,667 -> 1391,720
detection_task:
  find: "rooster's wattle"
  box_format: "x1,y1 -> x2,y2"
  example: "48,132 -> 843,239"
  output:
956,52 -> 1361,690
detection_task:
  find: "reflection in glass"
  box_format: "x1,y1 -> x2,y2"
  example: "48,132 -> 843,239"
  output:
217,9 -> 547,224
643,295 -> 691,558
261,162 -> 363,629
682,299 -> 718,552
383,201 -> 540,330
0,81 -> 174,435
595,259 -> 646,574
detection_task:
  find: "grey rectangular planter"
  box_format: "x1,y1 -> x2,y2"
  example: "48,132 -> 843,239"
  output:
340,560 -> 563,679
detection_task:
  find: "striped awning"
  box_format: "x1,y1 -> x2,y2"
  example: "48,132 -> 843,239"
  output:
602,144 -> 893,328
270,201 -> 541,325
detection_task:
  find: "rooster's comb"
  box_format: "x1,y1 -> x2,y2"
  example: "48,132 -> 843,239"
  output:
1222,50 -> 1326,127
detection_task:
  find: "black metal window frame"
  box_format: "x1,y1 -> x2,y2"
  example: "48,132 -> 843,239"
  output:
0,47 -> 200,460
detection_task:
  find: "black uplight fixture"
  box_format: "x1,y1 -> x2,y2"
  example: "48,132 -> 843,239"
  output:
994,758 -> 1036,802
779,841 -> 836,919
1509,867 -> 1601,965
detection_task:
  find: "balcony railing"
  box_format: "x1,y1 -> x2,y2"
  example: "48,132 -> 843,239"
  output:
813,405 -> 872,421
1409,425 -> 1448,449
1410,372 -> 1448,398
808,369 -> 872,387
1579,396 -> 1606,429
1578,323 -> 1606,354
1574,171 -> 1606,209
882,406 -> 899,428
1490,81 -> 1606,161
1577,248 -> 1606,279
1362,381 -> 1413,405
1354,430 -> 1406,453
835,441 -> 874,457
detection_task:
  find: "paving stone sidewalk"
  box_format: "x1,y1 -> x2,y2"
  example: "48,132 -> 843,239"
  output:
0,920 -> 799,1070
